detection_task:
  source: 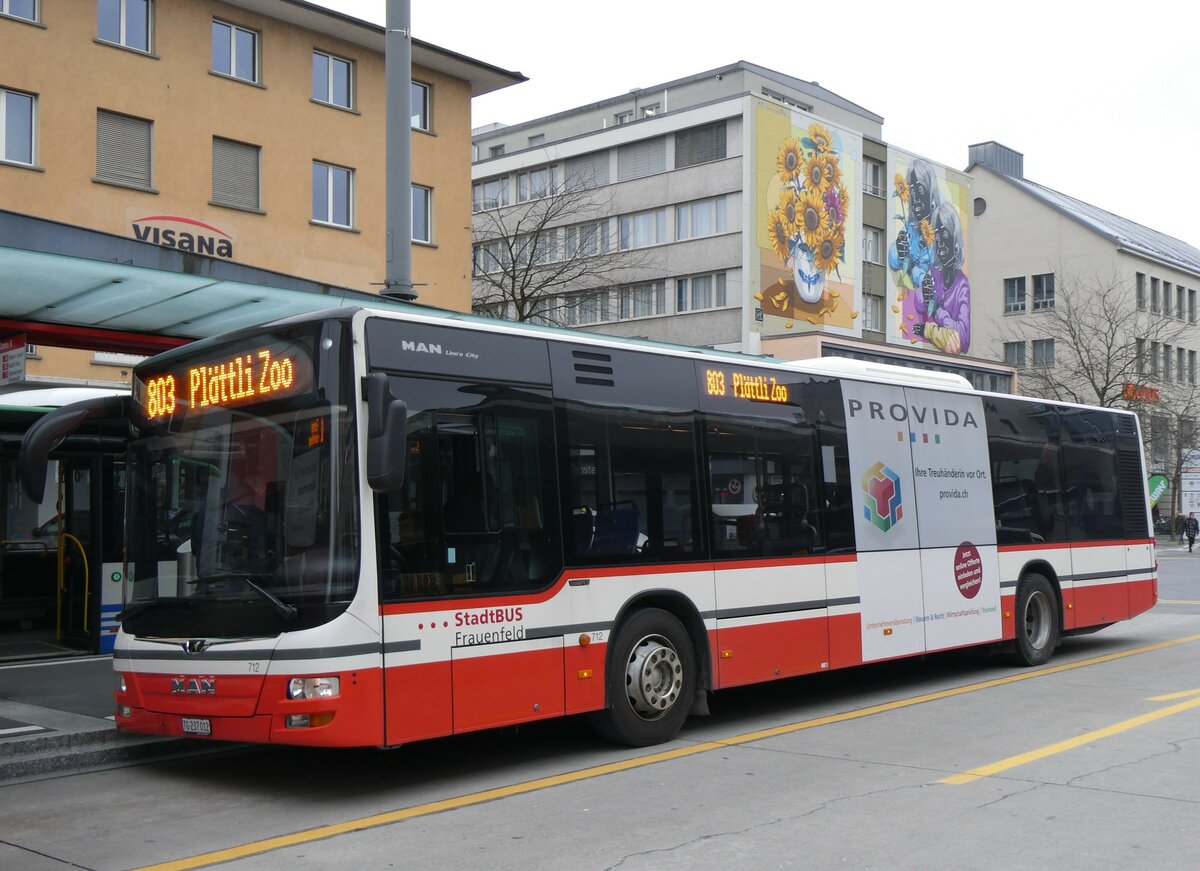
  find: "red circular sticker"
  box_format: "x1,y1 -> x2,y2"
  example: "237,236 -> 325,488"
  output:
954,542 -> 983,599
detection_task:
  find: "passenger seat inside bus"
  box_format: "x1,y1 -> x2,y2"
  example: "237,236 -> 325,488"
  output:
590,502 -> 640,555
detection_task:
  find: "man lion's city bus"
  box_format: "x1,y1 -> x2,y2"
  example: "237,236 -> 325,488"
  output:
18,306 -> 1157,748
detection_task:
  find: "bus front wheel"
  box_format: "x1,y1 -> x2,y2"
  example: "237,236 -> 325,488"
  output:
590,608 -> 696,747
1012,573 -> 1060,666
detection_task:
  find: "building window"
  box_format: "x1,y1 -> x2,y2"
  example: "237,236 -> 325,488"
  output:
614,111 -> 633,126
472,176 -> 507,212
562,289 -> 611,326
619,281 -> 665,319
675,121 -> 726,169
1177,286 -> 1185,321
862,227 -> 883,265
863,158 -> 884,197
528,133 -> 544,147
1150,341 -> 1160,376
98,0 -> 151,53
488,144 -> 505,158
565,151 -> 610,190
761,88 -> 811,112
1,88 -> 35,165
617,136 -> 665,181
2,1 -> 38,23
312,50 -> 353,109
1004,341 -> 1026,368
1190,350 -> 1197,385
1178,348 -> 1186,384
312,161 -> 353,228
1031,339 -> 1054,367
676,196 -> 727,240
518,165 -> 556,202
1151,415 -> 1168,464
96,109 -> 151,189
1151,277 -> 1160,313
1136,338 -> 1145,374
618,208 -> 667,250
564,221 -> 608,258
411,81 -> 430,131
1163,344 -> 1173,381
211,136 -> 260,211
862,292 -> 884,331
1191,289 -> 1197,324
1004,277 -> 1026,313
212,19 -> 259,83
472,240 -> 508,276
412,184 -> 431,243
1136,272 -> 1145,310
641,104 -> 659,118
1032,273 -> 1055,310
1163,282 -> 1173,317
676,273 -> 726,313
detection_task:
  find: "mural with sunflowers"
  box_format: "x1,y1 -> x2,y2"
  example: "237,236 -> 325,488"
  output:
755,105 -> 860,336
886,151 -> 972,355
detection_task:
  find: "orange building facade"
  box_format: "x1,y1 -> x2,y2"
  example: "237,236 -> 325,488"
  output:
0,0 -> 522,386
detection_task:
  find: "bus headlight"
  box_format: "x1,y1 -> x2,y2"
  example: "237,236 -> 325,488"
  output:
287,677 -> 340,700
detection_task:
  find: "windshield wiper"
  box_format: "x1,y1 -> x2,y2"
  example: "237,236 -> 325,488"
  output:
188,573 -> 298,622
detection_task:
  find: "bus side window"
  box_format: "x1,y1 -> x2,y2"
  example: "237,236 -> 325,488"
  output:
564,406 -> 700,565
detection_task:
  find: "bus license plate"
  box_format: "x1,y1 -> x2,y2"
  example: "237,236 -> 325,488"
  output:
181,717 -> 211,736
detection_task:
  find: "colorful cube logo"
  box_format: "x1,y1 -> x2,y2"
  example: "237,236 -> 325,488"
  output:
862,461 -> 903,532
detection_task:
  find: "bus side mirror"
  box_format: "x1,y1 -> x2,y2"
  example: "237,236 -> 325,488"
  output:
365,372 -> 408,491
18,395 -> 131,502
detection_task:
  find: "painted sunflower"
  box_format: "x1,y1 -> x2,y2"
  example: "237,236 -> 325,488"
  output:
920,218 -> 935,246
776,138 -> 804,182
778,187 -> 801,236
816,152 -> 842,191
798,187 -> 827,251
813,226 -> 844,274
802,153 -> 831,196
894,174 -> 909,203
808,123 -> 835,153
766,209 -> 792,262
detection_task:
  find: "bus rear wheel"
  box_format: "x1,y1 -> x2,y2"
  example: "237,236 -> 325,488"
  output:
590,608 -> 696,747
1012,573 -> 1059,666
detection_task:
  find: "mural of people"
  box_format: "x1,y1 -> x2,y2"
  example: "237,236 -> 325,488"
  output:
912,202 -> 970,354
889,156 -> 971,355
888,159 -> 939,291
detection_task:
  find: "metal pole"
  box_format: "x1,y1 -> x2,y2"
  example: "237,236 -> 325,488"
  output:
384,0 -> 416,300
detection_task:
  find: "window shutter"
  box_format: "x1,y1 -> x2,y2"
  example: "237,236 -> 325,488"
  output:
617,137 -> 665,181
675,121 -> 726,169
212,137 -> 260,210
96,110 -> 152,188
565,151 -> 610,189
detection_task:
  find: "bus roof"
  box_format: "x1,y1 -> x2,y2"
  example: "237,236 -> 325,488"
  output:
0,387 -> 129,410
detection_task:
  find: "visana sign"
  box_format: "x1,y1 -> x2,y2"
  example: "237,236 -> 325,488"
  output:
130,215 -> 234,259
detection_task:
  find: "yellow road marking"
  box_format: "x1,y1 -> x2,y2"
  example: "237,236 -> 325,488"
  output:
1146,688 -> 1200,701
941,696 -> 1200,784
131,632 -> 1200,871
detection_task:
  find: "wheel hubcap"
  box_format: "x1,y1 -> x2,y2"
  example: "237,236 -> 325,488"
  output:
1023,589 -> 1051,650
624,634 -> 683,721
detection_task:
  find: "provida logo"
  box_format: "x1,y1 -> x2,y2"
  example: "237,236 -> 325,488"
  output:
130,215 -> 234,259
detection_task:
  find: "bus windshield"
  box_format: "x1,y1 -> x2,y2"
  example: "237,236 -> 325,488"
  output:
122,323 -> 358,638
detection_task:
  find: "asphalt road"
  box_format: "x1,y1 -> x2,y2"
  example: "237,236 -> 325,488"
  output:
1,553 -> 1197,871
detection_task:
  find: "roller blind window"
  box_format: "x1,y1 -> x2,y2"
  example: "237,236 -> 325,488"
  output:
212,136 -> 260,211
96,109 -> 152,189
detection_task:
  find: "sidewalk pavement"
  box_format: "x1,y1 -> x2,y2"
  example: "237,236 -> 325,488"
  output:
0,655 -> 195,783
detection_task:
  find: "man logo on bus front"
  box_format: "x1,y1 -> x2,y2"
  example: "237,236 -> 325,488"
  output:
181,639 -> 210,655
862,461 -> 903,532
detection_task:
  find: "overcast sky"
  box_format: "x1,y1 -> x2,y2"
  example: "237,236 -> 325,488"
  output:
319,0 -> 1200,249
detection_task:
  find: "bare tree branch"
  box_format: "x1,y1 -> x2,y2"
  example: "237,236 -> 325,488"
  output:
471,175 -> 652,325
1000,266 -> 1200,515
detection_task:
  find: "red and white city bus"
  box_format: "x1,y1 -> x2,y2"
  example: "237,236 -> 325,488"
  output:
18,305 -> 1158,747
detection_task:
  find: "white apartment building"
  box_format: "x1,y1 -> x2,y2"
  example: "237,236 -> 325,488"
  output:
470,62 -> 1015,392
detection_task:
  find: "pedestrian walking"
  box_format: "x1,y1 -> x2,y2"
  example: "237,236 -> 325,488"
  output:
1185,512 -> 1199,552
